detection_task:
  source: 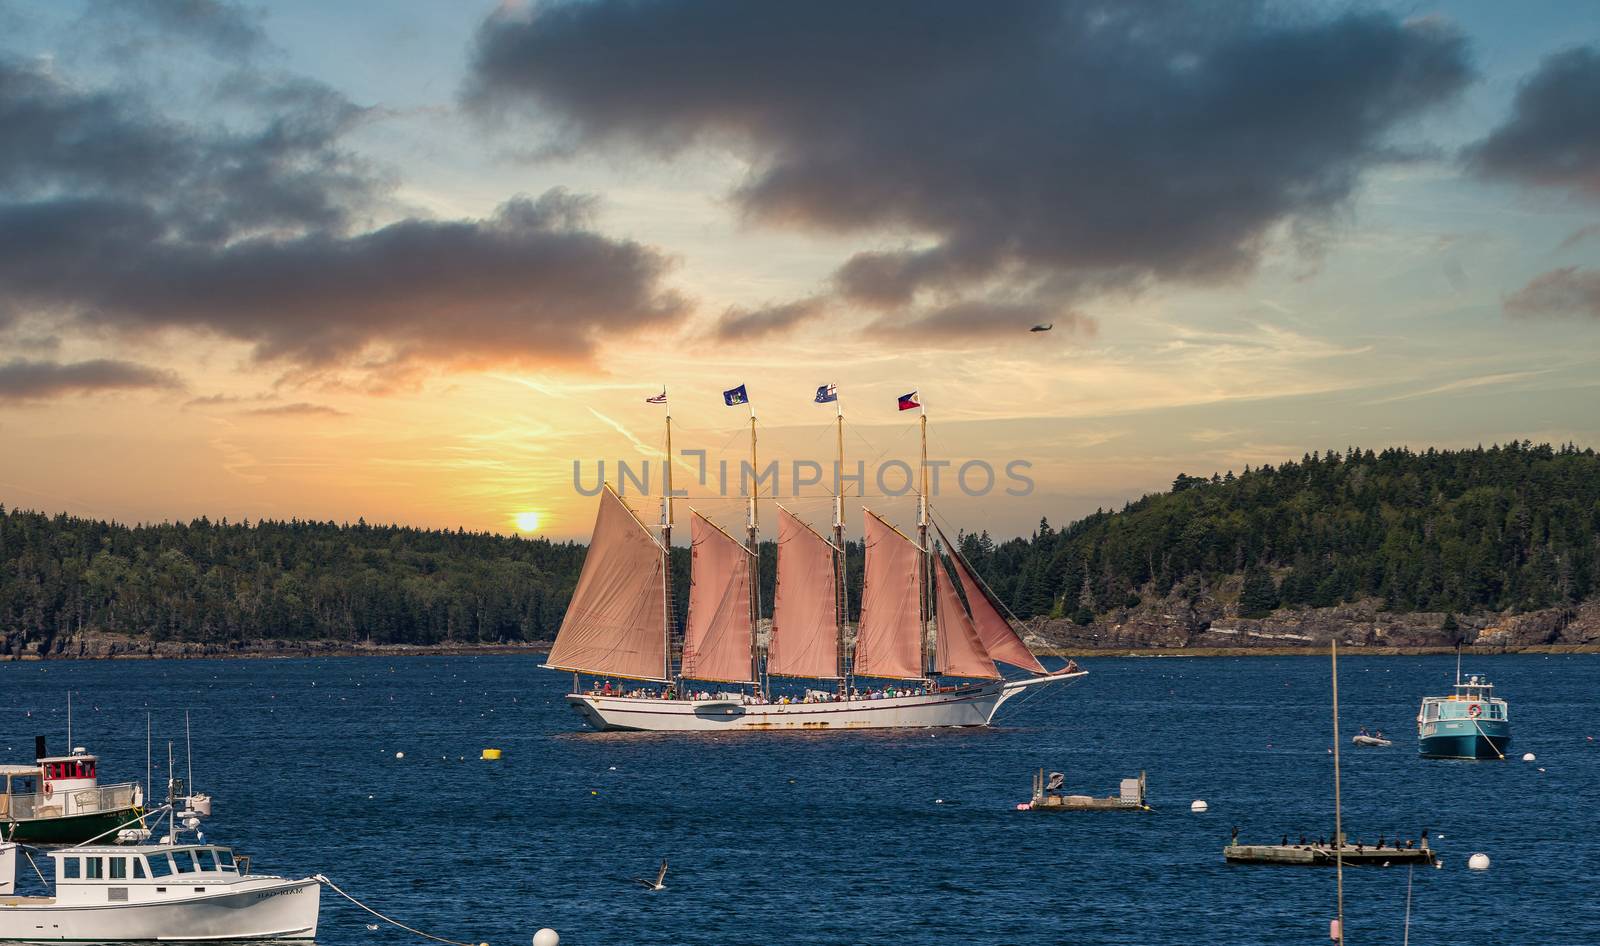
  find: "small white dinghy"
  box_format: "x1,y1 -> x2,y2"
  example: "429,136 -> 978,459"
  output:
0,789 -> 319,941
1352,734 -> 1392,747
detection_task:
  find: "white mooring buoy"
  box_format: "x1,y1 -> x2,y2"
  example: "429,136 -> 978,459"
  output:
394,751 -> 404,759
1522,752 -> 1536,762
1191,800 -> 1208,813
1468,852 -> 1491,870
533,929 -> 561,946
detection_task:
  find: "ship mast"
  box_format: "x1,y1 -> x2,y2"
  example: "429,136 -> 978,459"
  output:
834,389 -> 848,694
662,395 -> 674,685
918,401 -> 932,681
747,402 -> 762,692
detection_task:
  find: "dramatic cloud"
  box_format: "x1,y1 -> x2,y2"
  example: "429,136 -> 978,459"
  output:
1504,267 -> 1600,321
0,358 -> 180,403
714,296 -> 826,341
0,53 -> 686,376
1467,46 -> 1600,198
469,1 -> 1472,318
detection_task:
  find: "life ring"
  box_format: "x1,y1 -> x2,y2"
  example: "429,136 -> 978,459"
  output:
42,782 -> 53,799
1468,704 -> 1482,718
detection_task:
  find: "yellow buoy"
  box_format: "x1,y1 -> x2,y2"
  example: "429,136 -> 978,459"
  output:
481,748 -> 503,761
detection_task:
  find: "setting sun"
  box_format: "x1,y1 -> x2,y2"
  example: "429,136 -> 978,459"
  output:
513,511 -> 542,533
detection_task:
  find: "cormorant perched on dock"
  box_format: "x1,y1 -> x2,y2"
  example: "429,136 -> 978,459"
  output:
1299,833 -> 1307,845
1282,834 -> 1288,846
1231,826 -> 1239,844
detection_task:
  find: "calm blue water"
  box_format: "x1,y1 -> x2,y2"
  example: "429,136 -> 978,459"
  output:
2,653 -> 1596,945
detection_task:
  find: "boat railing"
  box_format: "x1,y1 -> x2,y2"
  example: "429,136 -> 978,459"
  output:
3,782 -> 140,820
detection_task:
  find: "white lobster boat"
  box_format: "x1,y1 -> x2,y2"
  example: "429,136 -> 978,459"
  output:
550,391 -> 1085,732
0,840 -> 319,942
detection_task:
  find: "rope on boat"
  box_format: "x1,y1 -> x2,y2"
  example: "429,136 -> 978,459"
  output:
314,874 -> 485,946
1470,716 -> 1507,759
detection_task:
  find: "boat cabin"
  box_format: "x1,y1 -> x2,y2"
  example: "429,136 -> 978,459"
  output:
1,744 -> 142,830
41,844 -> 251,906
1419,675 -> 1508,723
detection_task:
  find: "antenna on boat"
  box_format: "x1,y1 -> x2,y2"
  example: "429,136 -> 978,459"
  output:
146,713 -> 152,805
66,690 -> 72,750
1331,640 -> 1345,944
1455,643 -> 1462,687
185,710 -> 194,800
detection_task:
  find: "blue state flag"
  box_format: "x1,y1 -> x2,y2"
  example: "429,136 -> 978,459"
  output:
814,383 -> 838,404
723,384 -> 749,406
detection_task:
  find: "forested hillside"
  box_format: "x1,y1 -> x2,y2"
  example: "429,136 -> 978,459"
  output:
958,442 -> 1600,622
3,442 -> 1597,651
0,513 -> 589,646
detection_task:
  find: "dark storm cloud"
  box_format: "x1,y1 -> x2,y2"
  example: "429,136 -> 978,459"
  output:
0,192 -> 686,367
1466,47 -> 1600,198
714,296 -> 827,341
469,1 -> 1473,316
0,56 -> 687,375
0,358 -> 180,403
1504,267 -> 1600,321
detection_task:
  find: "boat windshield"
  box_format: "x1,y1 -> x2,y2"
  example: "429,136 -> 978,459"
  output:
146,852 -> 175,878
196,849 -> 217,872
216,848 -> 236,871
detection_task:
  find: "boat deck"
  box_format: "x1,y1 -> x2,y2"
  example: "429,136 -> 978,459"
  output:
1224,843 -> 1436,866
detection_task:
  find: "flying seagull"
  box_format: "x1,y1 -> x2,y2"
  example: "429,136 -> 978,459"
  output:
634,859 -> 668,891
1029,323 -> 1052,332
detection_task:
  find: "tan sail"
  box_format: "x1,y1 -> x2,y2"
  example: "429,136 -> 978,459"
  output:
933,559 -> 1000,679
938,524 -> 1047,674
546,486 -> 668,681
855,509 -> 924,680
681,511 -> 756,684
769,506 -> 841,679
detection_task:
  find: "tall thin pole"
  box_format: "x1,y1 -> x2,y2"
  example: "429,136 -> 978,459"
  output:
1332,640 -> 1345,944
918,404 -> 930,679
66,691 -> 71,750
834,392 -> 847,693
748,405 -> 761,691
145,713 -> 151,804
663,403 -> 674,686
185,710 -> 193,799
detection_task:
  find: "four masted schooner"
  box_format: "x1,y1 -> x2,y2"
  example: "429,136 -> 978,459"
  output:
546,391 -> 1085,732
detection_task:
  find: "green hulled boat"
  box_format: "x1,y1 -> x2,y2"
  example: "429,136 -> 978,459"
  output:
2,740 -> 144,845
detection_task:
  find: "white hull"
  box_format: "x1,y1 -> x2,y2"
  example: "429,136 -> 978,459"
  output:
568,672 -> 1085,732
0,876 -> 319,942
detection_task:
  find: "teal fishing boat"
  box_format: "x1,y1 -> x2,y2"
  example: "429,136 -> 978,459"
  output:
1417,669 -> 1511,760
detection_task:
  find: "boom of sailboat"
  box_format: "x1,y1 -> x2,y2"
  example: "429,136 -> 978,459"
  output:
544,386 -> 1085,731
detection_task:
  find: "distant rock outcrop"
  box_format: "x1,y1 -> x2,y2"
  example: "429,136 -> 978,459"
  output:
1024,590 -> 1600,652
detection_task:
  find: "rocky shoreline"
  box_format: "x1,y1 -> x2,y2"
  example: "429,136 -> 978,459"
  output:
6,593 -> 1600,660
1019,591 -> 1600,655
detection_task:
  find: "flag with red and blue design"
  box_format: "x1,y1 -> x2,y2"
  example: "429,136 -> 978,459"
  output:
897,391 -> 920,411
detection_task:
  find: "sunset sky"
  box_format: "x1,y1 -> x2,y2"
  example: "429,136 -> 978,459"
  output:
1,0 -> 1597,542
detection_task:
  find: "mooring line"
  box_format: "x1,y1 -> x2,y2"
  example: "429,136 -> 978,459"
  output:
314,874 -> 484,946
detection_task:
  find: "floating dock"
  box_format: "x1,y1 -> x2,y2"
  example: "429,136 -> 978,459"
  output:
1224,842 -> 1436,866
1021,769 -> 1149,811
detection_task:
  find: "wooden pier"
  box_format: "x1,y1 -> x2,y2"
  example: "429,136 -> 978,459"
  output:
1022,769 -> 1150,811
1225,842 -> 1436,867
